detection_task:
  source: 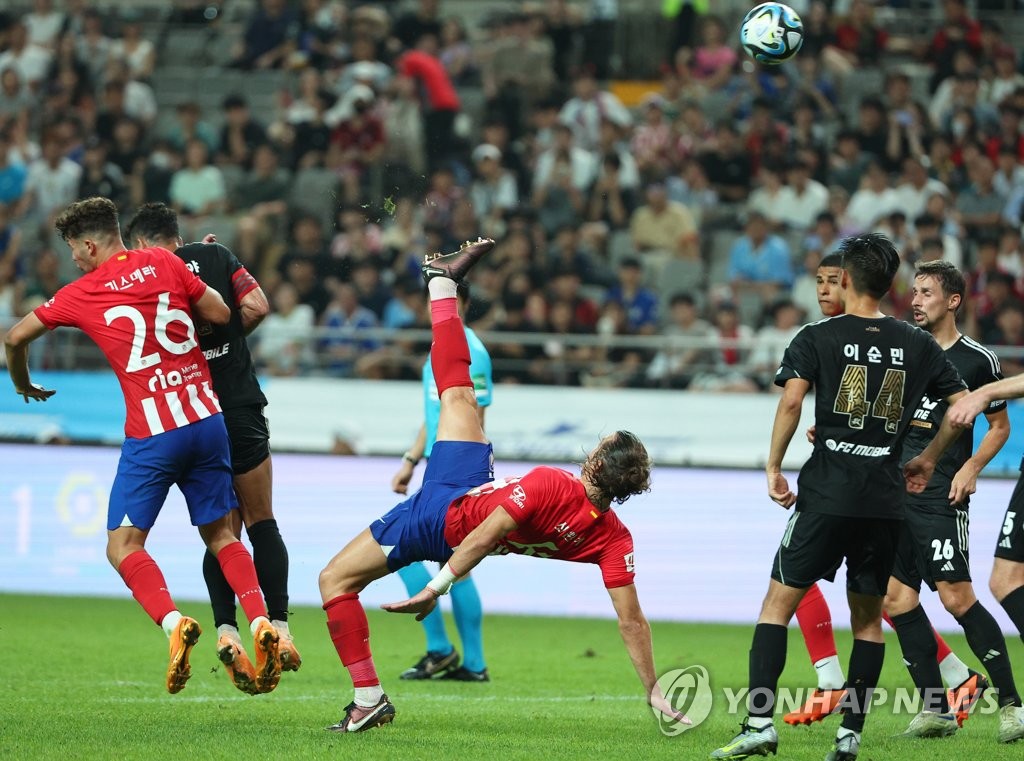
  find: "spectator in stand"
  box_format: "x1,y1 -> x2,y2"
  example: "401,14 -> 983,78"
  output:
548,265 -> 599,331
439,17 -> 476,87
666,158 -> 716,228
629,182 -> 699,260
989,105 -> 1024,171
956,155 -> 1006,240
824,0 -> 887,75
489,291 -> 544,384
0,202 -> 22,272
16,130 -> 80,244
164,101 -> 217,154
989,303 -> 1024,376
749,299 -> 804,390
558,72 -> 631,154
109,15 -> 156,81
170,139 -> 227,221
854,97 -> 891,168
973,269 -> 1017,345
531,124 -> 591,236
728,211 -> 794,304
827,130 -> 871,196
0,21 -> 52,91
24,0 -> 64,51
481,11 -> 555,135
606,257 -> 658,335
75,10 -> 110,85
645,292 -> 713,389
997,226 -> 1023,281
397,34 -> 460,173
989,50 -> 1024,106
327,84 -> 385,205
232,0 -> 298,70
469,144 -> 518,237
334,41 -> 393,98
255,282 -> 315,376
0,129 -> 29,209
0,68 -> 35,121
391,0 -> 443,52
925,0 -> 982,93
319,280 -> 380,376
846,160 -> 899,233
894,156 -> 950,223
631,95 -> 673,185
219,95 -> 266,171
690,301 -> 757,393
692,15 -> 736,92
233,142 -> 290,251
747,163 -> 787,227
104,60 -> 157,127
78,136 -> 126,209
350,260 -> 392,320
700,120 -> 751,202
744,98 -> 788,177
912,213 -> 963,269
588,152 -> 637,231
774,159 -> 829,232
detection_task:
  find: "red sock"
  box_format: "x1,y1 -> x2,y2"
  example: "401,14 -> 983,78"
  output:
118,550 -> 177,626
933,627 -> 952,662
217,541 -> 268,624
430,317 -> 472,396
796,583 -> 837,662
324,593 -> 380,687
430,297 -> 459,325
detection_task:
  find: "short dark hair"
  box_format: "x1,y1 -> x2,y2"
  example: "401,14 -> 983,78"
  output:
669,292 -> 696,308
125,202 -> 179,243
819,253 -> 844,269
55,197 -> 121,242
915,260 -> 965,305
838,233 -> 900,300
581,430 -> 652,506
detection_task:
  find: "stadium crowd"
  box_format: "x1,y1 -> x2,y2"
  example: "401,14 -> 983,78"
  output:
1,0 -> 1024,389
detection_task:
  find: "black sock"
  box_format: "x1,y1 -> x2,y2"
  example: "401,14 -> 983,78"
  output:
840,639 -> 885,733
999,586 -> 1024,645
202,549 -> 238,629
248,518 -> 289,622
748,623 -> 788,720
957,600 -> 1021,707
890,605 -> 948,713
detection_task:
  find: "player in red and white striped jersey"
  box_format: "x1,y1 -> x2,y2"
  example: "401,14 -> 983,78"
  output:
2,197 -> 282,695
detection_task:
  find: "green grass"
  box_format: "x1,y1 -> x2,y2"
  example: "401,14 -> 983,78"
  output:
2,593 -> 1023,760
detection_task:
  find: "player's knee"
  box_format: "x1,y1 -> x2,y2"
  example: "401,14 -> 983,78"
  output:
990,573 -> 1013,602
938,583 -> 976,618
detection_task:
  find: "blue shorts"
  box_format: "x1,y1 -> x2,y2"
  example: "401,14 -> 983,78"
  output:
108,414 -> 238,531
370,441 -> 494,571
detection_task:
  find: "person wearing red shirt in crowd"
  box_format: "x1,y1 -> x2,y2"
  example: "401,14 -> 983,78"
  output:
927,0 -> 983,92
328,84 -> 386,204
316,238 -> 685,733
2,197 -> 282,696
396,34 -> 460,171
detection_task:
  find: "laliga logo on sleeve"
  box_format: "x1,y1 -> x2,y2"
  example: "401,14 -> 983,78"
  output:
653,665 -> 713,736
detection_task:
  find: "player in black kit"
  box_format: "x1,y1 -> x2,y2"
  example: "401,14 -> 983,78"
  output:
711,234 -> 968,761
884,260 -> 1024,744
126,203 -> 301,694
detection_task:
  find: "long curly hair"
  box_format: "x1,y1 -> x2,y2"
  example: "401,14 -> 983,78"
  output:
580,430 -> 652,506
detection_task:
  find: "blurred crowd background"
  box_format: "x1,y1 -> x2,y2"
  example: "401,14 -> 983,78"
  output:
1,0 -> 1024,390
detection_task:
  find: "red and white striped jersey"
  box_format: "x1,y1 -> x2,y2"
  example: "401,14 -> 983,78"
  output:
35,246 -> 223,439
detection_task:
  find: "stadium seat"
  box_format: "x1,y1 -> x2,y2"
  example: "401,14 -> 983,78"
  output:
288,168 -> 341,233
659,258 -> 706,309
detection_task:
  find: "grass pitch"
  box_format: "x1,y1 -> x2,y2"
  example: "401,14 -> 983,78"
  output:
2,592 -> 1024,760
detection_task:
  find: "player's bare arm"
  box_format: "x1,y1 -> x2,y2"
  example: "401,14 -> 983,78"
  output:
949,373 -> 1024,427
391,424 -> 427,495
3,312 -> 56,403
904,389 -> 968,493
607,582 -> 691,725
239,286 -> 270,335
949,406 -> 1010,504
382,505 -> 519,620
193,284 -> 231,325
766,378 -> 811,509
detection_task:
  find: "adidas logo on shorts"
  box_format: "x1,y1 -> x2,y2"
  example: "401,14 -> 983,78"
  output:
940,561 -> 955,572
1000,537 -> 1013,549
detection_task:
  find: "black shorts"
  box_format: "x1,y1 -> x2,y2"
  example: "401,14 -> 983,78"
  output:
222,404 -> 270,475
771,511 -> 901,597
892,505 -> 971,592
995,471 -> 1024,563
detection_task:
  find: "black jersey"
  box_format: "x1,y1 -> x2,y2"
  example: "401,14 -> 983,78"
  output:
775,315 -> 966,519
901,335 -> 1005,512
176,242 -> 267,410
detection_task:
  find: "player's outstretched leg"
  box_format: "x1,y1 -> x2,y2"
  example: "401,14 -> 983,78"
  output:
786,583 -> 846,726
444,575 -> 489,681
320,529 -> 395,733
110,532 -> 202,694
200,518 -> 281,694
397,563 -> 460,679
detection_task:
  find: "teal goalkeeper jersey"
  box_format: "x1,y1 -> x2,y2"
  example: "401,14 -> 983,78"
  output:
422,326 -> 493,458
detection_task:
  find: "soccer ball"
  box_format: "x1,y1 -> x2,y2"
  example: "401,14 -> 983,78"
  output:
740,2 -> 804,65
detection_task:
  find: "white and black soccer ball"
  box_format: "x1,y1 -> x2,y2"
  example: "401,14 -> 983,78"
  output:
740,2 -> 804,65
